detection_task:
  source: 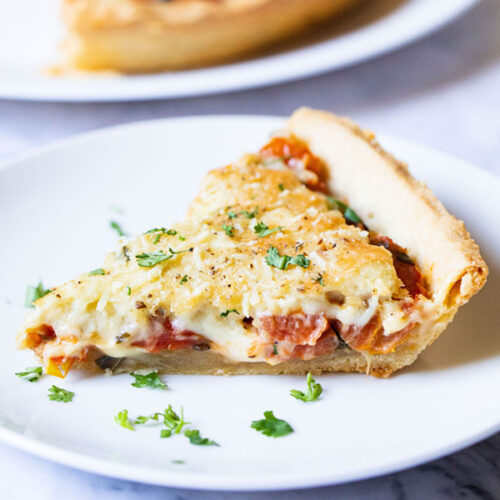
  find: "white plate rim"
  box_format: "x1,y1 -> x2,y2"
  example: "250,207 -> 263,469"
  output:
0,0 -> 479,102
0,114 -> 499,490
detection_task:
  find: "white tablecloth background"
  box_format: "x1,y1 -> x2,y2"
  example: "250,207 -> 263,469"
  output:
1,1 -> 499,498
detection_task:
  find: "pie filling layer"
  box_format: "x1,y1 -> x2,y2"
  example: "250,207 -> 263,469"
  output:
19,136 -> 430,377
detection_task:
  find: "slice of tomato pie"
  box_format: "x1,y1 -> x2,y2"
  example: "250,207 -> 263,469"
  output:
18,108 -> 488,378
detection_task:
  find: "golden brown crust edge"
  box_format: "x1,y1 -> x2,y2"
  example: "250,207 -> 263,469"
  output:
62,0 -> 361,71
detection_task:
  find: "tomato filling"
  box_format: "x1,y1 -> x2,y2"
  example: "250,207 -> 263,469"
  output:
259,136 -> 328,193
131,317 -> 205,353
254,314 -> 339,361
369,234 -> 428,298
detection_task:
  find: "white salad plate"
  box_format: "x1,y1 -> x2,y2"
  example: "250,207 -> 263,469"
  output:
0,115 -> 498,491
0,0 -> 479,102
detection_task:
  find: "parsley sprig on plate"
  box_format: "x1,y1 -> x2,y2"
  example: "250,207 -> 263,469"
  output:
15,366 -> 43,382
251,411 -> 293,438
48,385 -> 74,403
115,405 -> 218,446
290,373 -> 323,402
131,371 -> 167,390
110,220 -> 127,237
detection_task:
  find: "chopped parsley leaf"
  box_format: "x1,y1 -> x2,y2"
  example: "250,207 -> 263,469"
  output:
172,460 -> 185,465
272,344 -> 278,355
126,286 -> 131,295
25,281 -> 52,308
179,236 -> 186,241
145,227 -> 179,244
290,372 -> 323,402
115,409 -> 134,430
222,224 -> 234,237
220,309 -> 240,317
241,207 -> 258,219
135,405 -> 189,438
110,220 -> 127,237
327,197 -> 364,226
48,385 -> 74,403
15,366 -> 43,382
131,371 -> 167,390
251,411 -> 293,438
184,429 -> 219,446
314,273 -> 325,286
227,211 -> 238,219
89,268 -> 105,276
136,247 -> 190,267
254,222 -> 282,238
179,274 -> 189,285
278,183 -> 285,192
265,246 -> 310,270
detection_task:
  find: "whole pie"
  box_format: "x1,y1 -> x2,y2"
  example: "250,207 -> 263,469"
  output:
62,0 -> 362,71
18,108 -> 488,378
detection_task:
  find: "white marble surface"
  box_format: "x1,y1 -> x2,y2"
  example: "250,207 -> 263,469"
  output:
1,0 -> 499,498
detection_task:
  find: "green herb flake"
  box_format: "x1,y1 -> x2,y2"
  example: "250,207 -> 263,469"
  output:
251,411 -> 293,438
145,227 -> 178,244
89,268 -> 105,276
290,372 -> 323,402
272,344 -> 278,356
184,429 -> 219,446
241,207 -> 258,219
131,371 -> 167,390
265,246 -> 310,270
48,385 -> 74,403
227,211 -> 238,219
110,220 -> 127,237
115,409 -> 134,430
327,196 -> 364,226
136,251 -> 171,267
15,366 -> 43,382
126,286 -> 131,295
179,275 -> 189,285
220,309 -> 240,317
278,183 -> 285,192
314,274 -> 325,286
254,222 -> 282,238
172,460 -> 185,465
25,282 -> 52,308
222,224 -> 234,237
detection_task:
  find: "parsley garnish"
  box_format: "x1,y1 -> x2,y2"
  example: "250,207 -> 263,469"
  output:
265,246 -> 310,270
15,366 -> 43,382
290,373 -> 323,402
254,222 -> 282,238
242,207 -> 258,219
220,309 -> 239,317
145,227 -> 180,244
126,286 -> 131,295
48,385 -> 74,403
136,405 -> 189,437
131,371 -> 167,390
327,197 -> 364,226
184,429 -> 219,446
110,220 -> 127,237
227,211 -> 238,219
179,274 -> 189,285
314,273 -> 325,286
222,224 -> 234,237
136,247 -> 190,267
25,282 -> 52,308
272,344 -> 278,355
278,183 -> 285,192
251,411 -> 293,438
89,268 -> 105,276
172,460 -> 185,465
115,409 -> 134,430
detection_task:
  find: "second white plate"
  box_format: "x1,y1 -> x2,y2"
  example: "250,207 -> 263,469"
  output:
0,115 -> 499,490
0,0 -> 478,101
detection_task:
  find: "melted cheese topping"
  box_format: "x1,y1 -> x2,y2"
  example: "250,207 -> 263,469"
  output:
19,158 -> 415,365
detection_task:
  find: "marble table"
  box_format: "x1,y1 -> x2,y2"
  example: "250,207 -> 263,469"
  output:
1,0 -> 499,497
